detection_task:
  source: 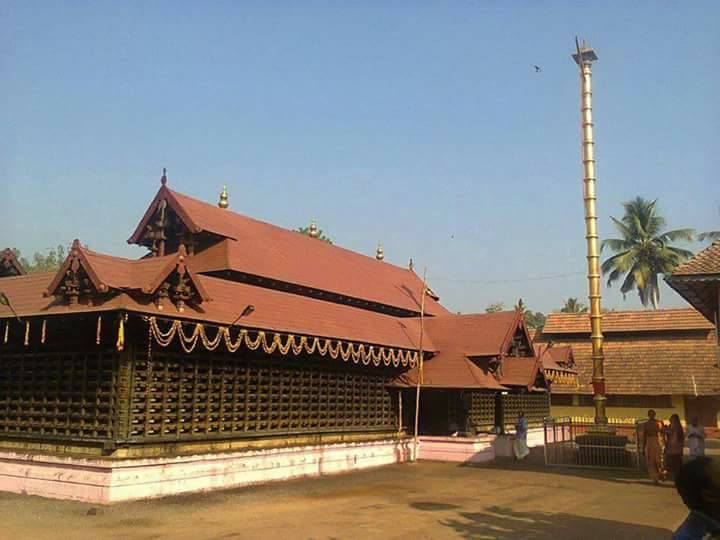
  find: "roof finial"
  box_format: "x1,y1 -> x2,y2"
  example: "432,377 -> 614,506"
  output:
161,168 -> 167,186
309,219 -> 320,239
218,185 -> 229,209
375,242 -> 384,261
408,257 -> 414,271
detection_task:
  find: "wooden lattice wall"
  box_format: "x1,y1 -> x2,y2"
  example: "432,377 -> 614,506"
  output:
0,350 -> 120,440
126,349 -> 398,441
467,391 -> 496,432
501,392 -> 550,432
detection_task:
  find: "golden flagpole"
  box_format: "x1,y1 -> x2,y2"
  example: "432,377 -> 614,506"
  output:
573,38 -> 607,425
413,268 -> 428,461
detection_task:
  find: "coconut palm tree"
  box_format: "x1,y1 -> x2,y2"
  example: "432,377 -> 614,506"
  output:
560,297 -> 588,313
601,197 -> 694,309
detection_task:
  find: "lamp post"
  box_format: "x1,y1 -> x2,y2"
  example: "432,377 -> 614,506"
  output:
572,39 -> 607,426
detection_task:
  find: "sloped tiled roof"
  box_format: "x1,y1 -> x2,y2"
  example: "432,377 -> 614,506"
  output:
393,311 -> 538,389
670,241 -> 720,276
538,309 -> 720,396
0,271 -> 432,352
542,308 -> 713,334
129,185 -> 449,316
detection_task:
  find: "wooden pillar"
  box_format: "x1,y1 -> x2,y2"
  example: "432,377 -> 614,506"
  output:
113,344 -> 134,443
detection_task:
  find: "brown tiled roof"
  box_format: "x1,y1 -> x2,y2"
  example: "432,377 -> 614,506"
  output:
0,248 -> 25,277
538,309 -> 720,396
393,311 -> 537,390
500,357 -> 543,389
129,186 -> 449,316
0,271 -> 432,352
423,311 -> 523,357
542,308 -> 713,334
671,241 -> 720,276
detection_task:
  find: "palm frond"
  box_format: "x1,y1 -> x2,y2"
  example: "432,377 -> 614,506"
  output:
698,230 -> 720,242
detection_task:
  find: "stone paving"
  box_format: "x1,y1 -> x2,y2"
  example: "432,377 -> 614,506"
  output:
1,457 -> 686,539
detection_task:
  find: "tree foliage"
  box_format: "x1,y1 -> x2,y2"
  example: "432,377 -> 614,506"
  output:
296,225 -> 333,244
11,245 -> 67,273
601,197 -> 694,309
560,297 -> 588,313
485,302 -> 505,313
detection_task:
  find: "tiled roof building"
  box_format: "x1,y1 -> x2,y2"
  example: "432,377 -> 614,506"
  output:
537,308 -> 720,425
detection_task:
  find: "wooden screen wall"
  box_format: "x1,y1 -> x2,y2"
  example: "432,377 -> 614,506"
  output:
501,393 -> 550,432
0,349 -> 120,440
467,391 -> 496,432
126,348 -> 398,441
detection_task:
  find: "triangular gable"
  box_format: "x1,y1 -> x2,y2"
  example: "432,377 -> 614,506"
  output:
44,239 -> 109,304
0,248 -> 26,277
500,309 -> 534,357
142,245 -> 211,311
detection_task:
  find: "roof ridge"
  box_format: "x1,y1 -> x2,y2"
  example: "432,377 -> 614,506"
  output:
169,188 -> 418,275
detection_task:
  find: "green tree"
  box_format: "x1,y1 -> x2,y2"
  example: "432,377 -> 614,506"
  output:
560,297 -> 588,313
513,299 -> 545,330
485,302 -> 505,313
296,225 -> 333,244
11,245 -> 67,273
601,197 -> 694,309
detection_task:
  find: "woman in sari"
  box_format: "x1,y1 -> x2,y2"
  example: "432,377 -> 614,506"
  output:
665,413 -> 685,480
642,409 -> 665,484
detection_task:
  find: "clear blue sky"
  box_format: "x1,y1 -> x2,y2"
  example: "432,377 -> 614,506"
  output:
2,1 -> 718,314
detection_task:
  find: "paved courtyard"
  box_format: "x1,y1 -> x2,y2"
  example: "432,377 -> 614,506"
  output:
1,457 -> 686,539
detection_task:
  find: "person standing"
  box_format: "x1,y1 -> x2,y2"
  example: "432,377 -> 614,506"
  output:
686,417 -> 706,460
642,409 -> 666,484
665,414 -> 686,480
513,411 -> 529,460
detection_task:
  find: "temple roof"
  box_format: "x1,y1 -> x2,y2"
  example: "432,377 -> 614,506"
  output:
0,270 -> 433,352
665,241 -> 720,322
670,240 -> 720,276
538,309 -> 720,396
542,308 -> 713,334
129,184 -> 448,316
0,248 -> 26,278
393,310 -> 542,390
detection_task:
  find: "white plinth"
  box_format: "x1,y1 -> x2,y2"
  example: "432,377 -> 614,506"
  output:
0,438 -> 413,504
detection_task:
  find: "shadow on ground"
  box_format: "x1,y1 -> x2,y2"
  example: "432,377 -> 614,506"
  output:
437,505 -> 669,539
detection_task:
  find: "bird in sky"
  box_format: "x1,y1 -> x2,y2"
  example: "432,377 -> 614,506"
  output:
533,65 -> 542,73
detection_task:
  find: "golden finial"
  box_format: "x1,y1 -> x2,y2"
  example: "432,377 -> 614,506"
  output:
408,258 -> 414,271
375,242 -> 384,261
218,185 -> 229,209
309,220 -> 320,239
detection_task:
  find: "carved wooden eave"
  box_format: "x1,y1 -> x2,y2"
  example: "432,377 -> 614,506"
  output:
44,239 -> 108,306
0,248 -> 26,278
501,310 -> 534,358
141,245 -> 211,312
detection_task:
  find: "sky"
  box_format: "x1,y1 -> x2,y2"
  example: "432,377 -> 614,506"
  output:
1,1 -> 718,315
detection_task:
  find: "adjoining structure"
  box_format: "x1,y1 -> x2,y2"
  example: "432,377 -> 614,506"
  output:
0,172 -> 549,502
537,308 -> 720,426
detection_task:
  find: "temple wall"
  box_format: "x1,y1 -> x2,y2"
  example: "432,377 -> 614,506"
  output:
0,438 -> 413,503
551,394 -> 687,424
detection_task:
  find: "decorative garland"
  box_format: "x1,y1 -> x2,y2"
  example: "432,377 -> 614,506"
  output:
147,316 -> 418,368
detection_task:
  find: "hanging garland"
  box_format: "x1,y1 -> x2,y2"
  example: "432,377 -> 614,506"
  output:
146,316 -> 418,368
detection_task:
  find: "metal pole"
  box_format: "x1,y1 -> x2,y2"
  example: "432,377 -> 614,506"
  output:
573,39 -> 607,425
413,268 -> 428,461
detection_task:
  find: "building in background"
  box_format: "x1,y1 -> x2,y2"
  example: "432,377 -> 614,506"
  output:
536,309 -> 720,426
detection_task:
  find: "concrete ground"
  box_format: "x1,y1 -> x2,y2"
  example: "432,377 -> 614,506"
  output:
1,457 -> 686,540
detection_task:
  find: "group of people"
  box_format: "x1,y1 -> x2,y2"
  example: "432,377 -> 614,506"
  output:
642,409 -> 707,484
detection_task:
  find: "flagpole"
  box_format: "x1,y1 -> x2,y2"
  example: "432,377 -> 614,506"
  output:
413,268 -> 427,462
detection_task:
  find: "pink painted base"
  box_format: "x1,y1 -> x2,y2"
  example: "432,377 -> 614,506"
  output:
0,439 -> 413,504
419,428 -> 547,463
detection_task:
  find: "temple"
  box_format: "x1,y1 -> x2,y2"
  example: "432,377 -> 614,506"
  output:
0,172 -> 549,502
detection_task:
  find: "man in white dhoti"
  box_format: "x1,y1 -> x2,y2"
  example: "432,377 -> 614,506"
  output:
513,411 -> 529,460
